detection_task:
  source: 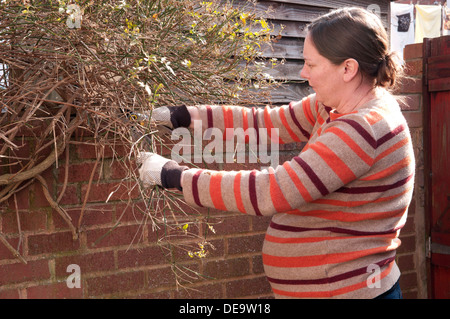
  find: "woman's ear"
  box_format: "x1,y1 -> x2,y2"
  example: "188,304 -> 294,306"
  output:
342,58 -> 359,82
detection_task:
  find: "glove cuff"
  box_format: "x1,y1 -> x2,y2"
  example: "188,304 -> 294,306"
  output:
161,161 -> 188,191
168,105 -> 191,128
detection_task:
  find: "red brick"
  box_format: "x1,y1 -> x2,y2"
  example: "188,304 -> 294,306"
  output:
109,159 -> 137,180
227,234 -> 265,255
115,201 -> 148,224
54,251 -> 115,277
174,282 -> 223,299
76,143 -> 128,160
0,288 -> 20,299
30,168 -> 54,209
53,204 -> 114,230
203,238 -> 225,259
252,255 -> 265,274
28,231 -> 80,255
210,215 -> 251,235
404,59 -> 423,77
130,290 -> 171,299
1,210 -> 47,234
56,185 -> 79,205
169,238 -> 223,263
86,271 -> 145,296
26,281 -> 84,299
73,127 -> 95,139
403,111 -> 423,128
147,266 -> 177,289
152,135 -> 178,157
399,272 -> 418,290
402,289 -> 418,299
401,215 -> 415,235
252,215 -> 272,232
397,94 -> 421,111
0,236 -> 21,261
6,140 -> 31,176
75,143 -> 104,160
397,253 -> 415,272
81,181 -> 140,203
117,246 -> 167,268
0,260 -> 50,286
278,152 -> 300,165
57,162 -> 101,183
403,43 -> 423,60
203,257 -> 250,279
398,234 -> 416,254
396,77 -> 422,94
15,119 -> 47,137
278,142 -> 306,152
225,276 -> 272,298
9,139 -> 31,159
6,183 -> 30,211
86,224 -> 142,248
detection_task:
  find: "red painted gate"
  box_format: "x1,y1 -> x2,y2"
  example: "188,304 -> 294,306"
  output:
423,35 -> 450,299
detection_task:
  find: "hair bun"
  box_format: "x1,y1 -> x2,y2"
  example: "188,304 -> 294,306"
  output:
376,51 -> 404,89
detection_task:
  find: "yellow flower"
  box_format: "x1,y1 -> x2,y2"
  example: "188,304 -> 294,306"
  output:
182,59 -> 192,68
240,13 -> 248,26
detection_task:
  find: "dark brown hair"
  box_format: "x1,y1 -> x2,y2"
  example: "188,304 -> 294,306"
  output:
307,7 -> 404,89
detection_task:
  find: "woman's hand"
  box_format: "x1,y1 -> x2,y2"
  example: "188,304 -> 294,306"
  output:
151,105 -> 192,129
137,152 -> 188,190
137,152 -> 170,188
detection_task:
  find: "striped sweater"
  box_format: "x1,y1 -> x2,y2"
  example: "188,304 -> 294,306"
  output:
179,93 -> 415,298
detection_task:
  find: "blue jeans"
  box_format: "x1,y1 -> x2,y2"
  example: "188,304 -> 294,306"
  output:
374,280 -> 403,299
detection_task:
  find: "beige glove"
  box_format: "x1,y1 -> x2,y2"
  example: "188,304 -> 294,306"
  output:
125,105 -> 190,129
137,152 -> 170,188
150,106 -> 172,128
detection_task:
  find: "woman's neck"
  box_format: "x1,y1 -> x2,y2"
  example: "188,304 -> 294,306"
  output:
333,83 -> 381,114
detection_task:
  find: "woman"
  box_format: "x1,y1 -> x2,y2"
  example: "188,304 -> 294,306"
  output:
138,7 -> 414,299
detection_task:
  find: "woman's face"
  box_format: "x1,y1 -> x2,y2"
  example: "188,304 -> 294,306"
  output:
300,34 -> 344,107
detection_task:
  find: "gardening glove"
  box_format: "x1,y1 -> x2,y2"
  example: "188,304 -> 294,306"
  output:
123,108 -> 172,136
149,105 -> 191,129
137,152 -> 187,190
125,105 -> 191,134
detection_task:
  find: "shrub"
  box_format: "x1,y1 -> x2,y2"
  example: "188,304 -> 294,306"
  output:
0,0 -> 281,285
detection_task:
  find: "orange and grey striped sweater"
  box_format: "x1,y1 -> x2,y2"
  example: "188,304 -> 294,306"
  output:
179,93 -> 415,298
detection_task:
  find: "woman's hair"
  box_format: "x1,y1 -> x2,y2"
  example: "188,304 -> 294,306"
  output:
307,7 -> 404,89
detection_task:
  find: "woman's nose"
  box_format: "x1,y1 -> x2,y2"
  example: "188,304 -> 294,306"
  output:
300,65 -> 308,79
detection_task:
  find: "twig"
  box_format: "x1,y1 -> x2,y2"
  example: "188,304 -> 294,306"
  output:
13,192 -> 23,255
57,143 -> 70,204
35,174 -> 78,240
77,146 -> 102,230
0,115 -> 82,185
0,232 -> 27,264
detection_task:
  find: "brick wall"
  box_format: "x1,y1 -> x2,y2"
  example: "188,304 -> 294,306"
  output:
394,42 -> 428,299
0,42 -> 428,299
0,126 -> 280,298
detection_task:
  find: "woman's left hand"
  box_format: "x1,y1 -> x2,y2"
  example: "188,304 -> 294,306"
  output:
137,152 -> 170,188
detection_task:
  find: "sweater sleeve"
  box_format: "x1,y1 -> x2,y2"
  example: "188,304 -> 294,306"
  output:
193,94 -> 319,144
180,112 -> 376,216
